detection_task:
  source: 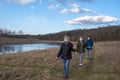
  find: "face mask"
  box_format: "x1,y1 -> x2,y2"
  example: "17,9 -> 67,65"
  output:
64,38 -> 68,42
88,37 -> 90,40
79,38 -> 82,41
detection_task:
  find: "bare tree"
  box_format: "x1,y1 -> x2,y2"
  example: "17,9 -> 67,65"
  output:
18,30 -> 23,35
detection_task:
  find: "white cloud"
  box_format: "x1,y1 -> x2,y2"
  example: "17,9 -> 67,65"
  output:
65,15 -> 119,25
60,3 -> 95,14
6,0 -> 36,5
48,3 -> 62,10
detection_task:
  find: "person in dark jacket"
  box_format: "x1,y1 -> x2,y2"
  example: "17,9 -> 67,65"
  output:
76,37 -> 86,66
85,37 -> 94,60
57,35 -> 74,79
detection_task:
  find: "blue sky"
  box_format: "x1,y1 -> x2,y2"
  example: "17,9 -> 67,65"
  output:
0,0 -> 120,34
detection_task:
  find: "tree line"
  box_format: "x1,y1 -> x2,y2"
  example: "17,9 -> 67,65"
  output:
38,25 -> 120,42
0,25 -> 120,42
0,28 -> 23,36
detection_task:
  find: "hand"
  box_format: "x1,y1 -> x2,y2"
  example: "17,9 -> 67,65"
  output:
73,45 -> 76,49
56,57 -> 59,60
87,46 -> 91,48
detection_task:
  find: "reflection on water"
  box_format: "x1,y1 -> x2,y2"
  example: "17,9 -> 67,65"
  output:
0,44 -> 59,54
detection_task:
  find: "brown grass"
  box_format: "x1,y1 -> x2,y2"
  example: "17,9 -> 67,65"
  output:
0,37 -> 40,44
0,37 -> 63,44
88,41 -> 120,80
0,48 -> 63,80
0,41 -> 120,80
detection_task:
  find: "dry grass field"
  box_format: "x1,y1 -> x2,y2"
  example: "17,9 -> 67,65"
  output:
0,37 -> 62,44
0,37 -> 40,44
0,41 -> 119,80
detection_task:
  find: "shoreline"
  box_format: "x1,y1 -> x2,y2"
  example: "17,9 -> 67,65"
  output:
0,37 -> 76,45
0,37 -> 63,44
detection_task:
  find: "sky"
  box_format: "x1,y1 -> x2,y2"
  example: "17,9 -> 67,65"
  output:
0,0 -> 120,35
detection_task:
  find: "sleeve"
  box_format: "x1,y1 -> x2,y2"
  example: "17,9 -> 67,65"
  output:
76,42 -> 79,51
71,43 -> 74,51
57,44 -> 63,57
69,42 -> 74,51
84,42 -> 86,48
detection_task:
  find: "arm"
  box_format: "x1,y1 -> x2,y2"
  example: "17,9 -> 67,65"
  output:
57,44 -> 63,57
76,42 -> 79,52
84,42 -> 86,48
71,43 -> 76,51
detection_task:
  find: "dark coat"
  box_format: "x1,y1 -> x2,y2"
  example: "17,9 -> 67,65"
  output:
76,41 -> 86,53
57,41 -> 74,60
85,39 -> 94,50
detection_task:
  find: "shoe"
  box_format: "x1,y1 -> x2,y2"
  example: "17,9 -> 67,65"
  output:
65,76 -> 68,79
79,63 -> 83,66
87,58 -> 89,60
89,58 -> 92,60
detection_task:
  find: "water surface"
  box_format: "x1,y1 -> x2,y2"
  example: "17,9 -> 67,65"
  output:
0,43 -> 59,54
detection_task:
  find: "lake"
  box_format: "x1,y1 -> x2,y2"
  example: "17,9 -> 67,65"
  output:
0,43 -> 59,54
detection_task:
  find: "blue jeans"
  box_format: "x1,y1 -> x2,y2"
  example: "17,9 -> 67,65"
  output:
79,53 -> 84,63
63,59 -> 70,77
87,50 -> 92,59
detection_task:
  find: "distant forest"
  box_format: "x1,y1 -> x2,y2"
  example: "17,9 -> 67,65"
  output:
38,25 -> 120,41
0,25 -> 120,42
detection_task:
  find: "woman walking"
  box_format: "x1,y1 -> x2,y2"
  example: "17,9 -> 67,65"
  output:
76,37 -> 86,66
56,35 -> 75,79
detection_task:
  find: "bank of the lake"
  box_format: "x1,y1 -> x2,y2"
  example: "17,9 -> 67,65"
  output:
0,37 -> 63,44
